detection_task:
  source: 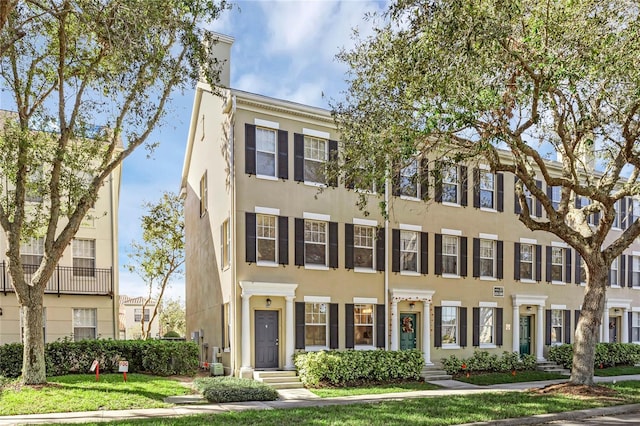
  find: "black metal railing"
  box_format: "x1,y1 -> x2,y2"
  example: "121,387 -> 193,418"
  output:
1,261 -> 113,297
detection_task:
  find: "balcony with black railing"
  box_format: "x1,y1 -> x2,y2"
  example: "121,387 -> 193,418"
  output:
1,261 -> 113,297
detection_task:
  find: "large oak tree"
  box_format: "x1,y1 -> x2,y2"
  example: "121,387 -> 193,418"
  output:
0,0 -> 228,384
332,0 -> 640,385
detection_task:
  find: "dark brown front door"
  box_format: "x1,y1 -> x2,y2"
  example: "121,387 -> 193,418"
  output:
255,310 -> 279,369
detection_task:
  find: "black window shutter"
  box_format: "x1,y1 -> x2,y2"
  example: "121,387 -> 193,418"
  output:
629,311 -> 634,343
472,168 -> 480,208
620,255 -> 627,287
546,246 -> 552,282
245,123 -> 256,175
327,140 -> 338,187
392,229 -> 400,273
294,218 -> 304,266
496,308 -> 503,346
330,303 -> 339,349
472,238 -> 480,278
434,165 -> 443,202
545,309 -> 552,346
245,212 -> 256,263
497,173 -> 504,212
329,222 -> 338,269
376,304 -> 386,348
278,216 -> 288,265
459,307 -> 468,347
565,249 -> 572,283
221,304 -> 226,348
460,166 -> 468,206
434,233 -> 443,275
472,307 -> 480,347
575,251 -> 582,284
575,196 -> 581,209
629,255 -> 634,287
277,130 -> 288,179
514,176 -> 522,214
420,158 -> 429,201
564,310 -> 571,344
345,304 -> 354,349
575,310 -> 581,333
376,227 -> 385,271
295,302 -> 305,349
535,245 -> 542,282
293,133 -> 304,182
514,242 -> 521,280
434,306 -> 442,347
345,223 -> 354,269
460,237 -> 468,277
420,232 -> 429,274
546,184 -> 553,204
535,180 -> 543,216
497,240 -> 504,279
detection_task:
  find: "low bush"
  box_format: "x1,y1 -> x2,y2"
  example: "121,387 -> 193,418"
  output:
193,377 -> 279,403
441,351 -> 537,375
0,339 -> 198,378
294,349 -> 424,387
548,343 -> 640,370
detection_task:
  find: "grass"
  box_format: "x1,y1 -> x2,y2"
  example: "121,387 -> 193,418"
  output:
594,366 -> 640,376
0,374 -> 191,415
58,381 -> 640,426
454,370 -> 568,386
310,381 -> 440,398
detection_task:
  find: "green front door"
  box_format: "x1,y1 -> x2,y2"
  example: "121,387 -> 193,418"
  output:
400,313 -> 417,350
519,316 -> 531,355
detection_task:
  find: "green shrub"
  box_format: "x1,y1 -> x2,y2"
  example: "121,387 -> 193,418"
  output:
0,339 -> 198,377
294,349 -> 424,387
441,351 -> 537,375
163,331 -> 181,338
193,377 -> 279,403
548,343 -> 640,370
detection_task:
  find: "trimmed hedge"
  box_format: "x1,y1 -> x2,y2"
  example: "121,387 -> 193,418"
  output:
441,351 -> 537,375
294,349 -> 424,387
193,377 -> 279,403
548,343 -> 640,370
0,339 -> 198,378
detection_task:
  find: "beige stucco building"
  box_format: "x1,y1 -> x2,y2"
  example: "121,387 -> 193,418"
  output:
119,296 -> 160,340
181,35 -> 640,377
0,125 -> 121,344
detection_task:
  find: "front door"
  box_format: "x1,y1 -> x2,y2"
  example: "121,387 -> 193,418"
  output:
609,318 -> 618,343
519,316 -> 531,355
400,313 -> 417,350
255,310 -> 279,369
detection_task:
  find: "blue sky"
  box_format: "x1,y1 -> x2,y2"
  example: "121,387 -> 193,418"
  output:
119,0 -> 389,300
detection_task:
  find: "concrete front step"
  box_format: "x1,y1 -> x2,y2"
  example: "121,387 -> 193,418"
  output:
253,371 -> 297,379
253,370 -> 303,390
421,366 -> 452,381
269,382 -> 305,389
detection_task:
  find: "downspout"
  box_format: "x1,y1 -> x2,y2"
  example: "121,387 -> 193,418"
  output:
384,165 -> 390,351
110,174 -> 118,340
229,94 -> 237,374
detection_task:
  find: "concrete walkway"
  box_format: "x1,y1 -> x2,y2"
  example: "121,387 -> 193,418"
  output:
1,375 -> 640,425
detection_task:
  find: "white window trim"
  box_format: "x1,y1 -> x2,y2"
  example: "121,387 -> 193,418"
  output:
304,301 -> 329,350
304,212 -> 330,221
520,237 -> 537,244
256,214 -> 278,265
479,169 -> 496,210
304,296 -> 331,303
442,201 -> 462,208
353,224 -> 376,271
305,264 -> 329,271
354,218 -> 378,227
257,261 -> 279,268
303,128 -> 330,139
255,206 -> 280,215
400,223 -> 422,231
479,238 -> 496,279
255,118 -> 279,129
400,270 -> 421,277
479,233 -> 498,240
354,267 -> 377,274
441,228 -> 462,236
304,219 -> 328,267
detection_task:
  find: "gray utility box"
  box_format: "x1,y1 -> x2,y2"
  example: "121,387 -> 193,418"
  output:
210,362 -> 224,376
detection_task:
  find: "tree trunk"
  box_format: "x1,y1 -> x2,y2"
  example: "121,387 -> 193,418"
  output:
20,291 -> 47,384
570,263 -> 607,385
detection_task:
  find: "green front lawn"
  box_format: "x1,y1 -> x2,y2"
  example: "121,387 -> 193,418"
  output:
310,381 -> 439,398
61,381 -> 640,426
455,371 -> 568,386
0,374 -> 191,415
594,366 -> 640,376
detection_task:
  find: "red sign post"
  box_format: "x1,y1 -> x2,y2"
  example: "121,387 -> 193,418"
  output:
118,360 -> 129,382
90,359 -> 99,381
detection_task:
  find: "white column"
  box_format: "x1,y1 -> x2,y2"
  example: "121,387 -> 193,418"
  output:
512,305 -> 520,353
284,296 -> 295,370
603,308 -> 610,343
390,299 -> 399,351
622,309 -> 629,343
423,300 -> 432,365
239,293 -> 253,376
536,305 -> 545,361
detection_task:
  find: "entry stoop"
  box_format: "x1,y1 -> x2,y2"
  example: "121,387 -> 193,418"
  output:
421,364 -> 452,381
536,361 -> 571,375
253,370 -> 304,389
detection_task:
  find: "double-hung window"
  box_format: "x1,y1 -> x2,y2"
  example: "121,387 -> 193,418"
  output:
551,187 -> 561,210
400,158 -> 418,198
479,307 -> 494,345
442,235 -> 459,275
134,308 -> 150,322
400,230 -> 418,272
479,239 -> 495,278
256,127 -> 277,177
305,303 -> 328,347
442,164 -> 459,204
304,220 -> 327,266
304,136 -> 327,184
257,214 -> 277,263
479,170 -> 495,209
632,312 -> 640,343
73,308 -> 97,341
73,239 -> 95,277
631,255 -> 640,288
613,200 -> 621,229
550,247 -> 566,282
354,225 -> 374,269
441,306 -> 458,345
520,244 -> 534,280
610,257 -> 619,286
20,237 -> 44,270
354,304 -> 374,346
551,310 -> 563,344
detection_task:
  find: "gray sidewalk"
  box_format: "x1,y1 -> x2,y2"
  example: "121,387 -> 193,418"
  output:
1,375 -> 640,425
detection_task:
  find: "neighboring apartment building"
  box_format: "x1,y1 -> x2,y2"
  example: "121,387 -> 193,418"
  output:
119,295 -> 160,339
181,35 -> 640,377
0,112 -> 121,344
